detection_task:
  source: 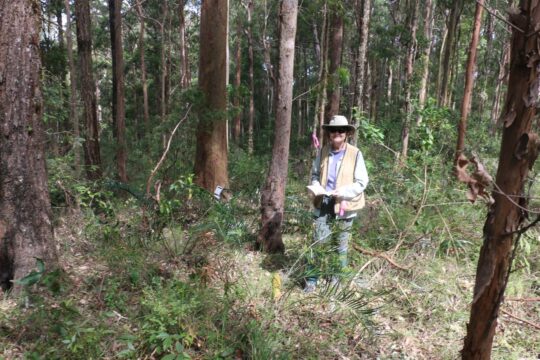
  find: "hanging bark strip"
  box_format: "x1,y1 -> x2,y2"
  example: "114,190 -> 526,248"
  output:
0,0 -> 57,293
455,0 -> 484,165
462,1 -> 540,358
258,0 -> 298,253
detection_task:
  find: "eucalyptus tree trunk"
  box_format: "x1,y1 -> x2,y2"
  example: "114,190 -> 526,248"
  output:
490,42 -> 511,134
75,0 -> 102,180
0,0 -> 57,293
64,0 -> 80,173
233,21 -> 242,143
416,0 -> 434,125
400,0 -> 419,161
463,2 -> 540,357
245,0 -> 255,154
312,3 -> 327,143
194,0 -> 229,193
262,0 -> 276,117
437,0 -> 463,107
324,9 -> 344,123
478,12 -> 494,115
108,0 -> 128,182
259,0 -> 298,253
178,0 -> 189,88
160,1 -> 168,123
352,0 -> 371,145
455,0 -> 484,164
135,0 -> 150,130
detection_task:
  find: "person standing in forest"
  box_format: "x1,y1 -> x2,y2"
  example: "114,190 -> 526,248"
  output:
305,115 -> 369,292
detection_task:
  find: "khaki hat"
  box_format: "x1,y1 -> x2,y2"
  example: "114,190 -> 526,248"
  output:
322,115 -> 355,133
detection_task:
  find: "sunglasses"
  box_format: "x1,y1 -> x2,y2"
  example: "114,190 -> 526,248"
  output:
329,127 -> 348,134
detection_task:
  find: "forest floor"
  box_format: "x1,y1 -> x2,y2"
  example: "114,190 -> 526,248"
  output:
1,177 -> 540,359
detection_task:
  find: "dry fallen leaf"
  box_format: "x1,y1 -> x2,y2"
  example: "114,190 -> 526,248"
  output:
456,154 -> 494,204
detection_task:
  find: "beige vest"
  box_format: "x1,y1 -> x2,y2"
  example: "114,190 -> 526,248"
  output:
318,144 -> 365,213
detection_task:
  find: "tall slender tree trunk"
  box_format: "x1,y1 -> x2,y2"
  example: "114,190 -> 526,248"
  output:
160,2 -> 168,123
258,0 -> 298,253
194,0 -> 229,193
75,0 -> 102,180
135,0 -> 150,131
352,0 -> 371,145
490,42 -> 511,134
178,0 -> 189,89
312,3 -> 327,142
109,0 -> 128,182
387,62 -> 393,99
478,12 -> 494,116
416,0 -> 434,125
438,0 -> 463,107
447,26 -> 462,109
0,0 -> 57,293
64,0 -> 81,174
462,2 -> 540,357
233,21 -> 242,143
324,10 -> 344,123
400,0 -> 420,161
54,0 -> 70,154
319,11 -> 330,143
455,0 -> 484,164
262,0 -> 276,118
245,0 -> 255,155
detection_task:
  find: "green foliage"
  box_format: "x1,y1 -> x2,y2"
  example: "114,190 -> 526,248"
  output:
138,279 -> 200,357
229,147 -> 267,194
15,258 -> 63,296
353,108 -> 385,144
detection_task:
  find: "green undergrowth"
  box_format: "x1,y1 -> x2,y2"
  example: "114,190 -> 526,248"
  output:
1,147 -> 540,359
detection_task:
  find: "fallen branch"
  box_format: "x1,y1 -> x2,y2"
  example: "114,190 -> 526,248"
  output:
146,105 -> 192,199
353,244 -> 410,271
500,308 -> 540,330
505,297 -> 540,302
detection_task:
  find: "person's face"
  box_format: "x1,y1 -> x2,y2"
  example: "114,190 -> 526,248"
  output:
328,127 -> 348,149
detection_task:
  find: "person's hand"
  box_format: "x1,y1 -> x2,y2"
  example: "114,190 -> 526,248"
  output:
331,189 -> 342,197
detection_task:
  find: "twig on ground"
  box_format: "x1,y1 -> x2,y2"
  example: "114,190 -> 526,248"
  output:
353,244 -> 410,271
505,297 -> 540,302
500,308 -> 540,330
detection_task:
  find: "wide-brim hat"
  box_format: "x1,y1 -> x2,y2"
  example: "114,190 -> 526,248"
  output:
322,115 -> 356,133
